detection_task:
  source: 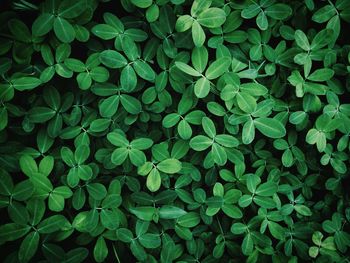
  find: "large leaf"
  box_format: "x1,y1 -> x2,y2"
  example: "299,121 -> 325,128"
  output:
157,159 -> 182,174
12,77 -> 42,91
254,118 -> 286,138
197,8 -> 226,28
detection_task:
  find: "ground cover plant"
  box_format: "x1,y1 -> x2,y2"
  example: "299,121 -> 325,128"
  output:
0,0 -> 350,262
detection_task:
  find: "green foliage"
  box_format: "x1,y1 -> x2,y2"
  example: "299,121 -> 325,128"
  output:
0,0 -> 350,262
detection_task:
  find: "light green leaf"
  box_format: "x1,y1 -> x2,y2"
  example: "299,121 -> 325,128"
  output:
129,207 -> 156,221
175,61 -> 201,77
236,92 -> 257,113
205,57 -> 231,80
157,158 -> 182,174
12,77 -> 42,91
194,77 -> 210,98
254,118 -> 286,138
146,169 -> 161,192
131,0 -> 153,8
197,8 -> 226,28
94,236 -> 108,263
99,50 -> 127,68
159,205 -> 187,219
202,117 -> 216,138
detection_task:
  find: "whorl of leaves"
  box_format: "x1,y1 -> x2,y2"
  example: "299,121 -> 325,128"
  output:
0,0 -> 350,262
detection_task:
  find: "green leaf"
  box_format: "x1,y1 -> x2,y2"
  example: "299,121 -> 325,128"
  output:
133,60 -> 156,81
202,117 -> 216,138
65,248 -> 89,263
12,77 -> 42,91
175,15 -> 194,32
213,242 -> 225,258
130,240 -> 147,261
131,0 -> 152,8
103,12 -> 124,32
253,196 -> 276,209
99,50 -> 127,68
162,113 -> 180,128
157,158 -> 182,174
32,13 -> 54,36
236,92 -> 257,113
310,29 -> 333,50
242,233 -> 254,255
89,118 -> 111,133
190,135 -> 212,151
256,11 -> 268,30
303,82 -> 327,96
18,231 -> 39,263
255,182 -> 278,196
0,223 -> 30,241
211,143 -> 227,166
265,4 -> 292,20
94,236 -> 108,263
254,118 -> 286,138
192,46 -> 208,73
111,148 -> 129,165
92,24 -> 119,40
307,68 -> 334,81
295,30 -> 310,51
120,94 -> 142,114
0,171 -> 13,195
90,67 -> 109,82
38,215 -> 68,234
192,20 -> 206,47
312,5 -> 336,23
289,111 -> 307,125
146,4 -> 159,22
48,193 -> 65,212
130,138 -> 153,150
205,57 -> 231,80
177,212 -> 201,228
129,207 -> 156,221
8,19 -> 30,42
159,205 -> 187,219
194,77 -> 210,98
19,155 -> 38,177
282,149 -> 294,167
222,205 -> 243,219
58,0 -> 85,19
197,8 -> 226,28
122,36 -> 139,61
30,173 -> 53,195
175,62 -> 201,77
28,107 -> 56,123
268,221 -> 286,240
139,233 -> 161,248
294,204 -> 312,216
53,186 -> 73,198
121,65 -> 137,91
309,246 -> 319,258
87,183 -> 107,200
12,180 -> 34,201
116,228 -> 134,242
177,119 -> 192,140
53,17 -> 75,43
242,120 -> 255,144
75,145 -> 90,164
107,132 -> 129,147
146,168 -> 162,192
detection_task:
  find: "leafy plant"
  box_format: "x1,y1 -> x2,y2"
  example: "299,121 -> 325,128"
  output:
0,0 -> 350,262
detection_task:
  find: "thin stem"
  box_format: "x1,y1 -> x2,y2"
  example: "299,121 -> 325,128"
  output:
112,243 -> 121,263
216,216 -> 226,242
